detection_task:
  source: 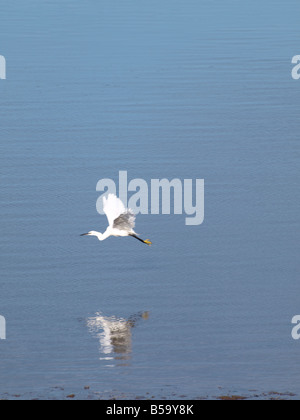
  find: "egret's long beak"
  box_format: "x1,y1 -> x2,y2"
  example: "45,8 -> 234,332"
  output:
80,233 -> 89,236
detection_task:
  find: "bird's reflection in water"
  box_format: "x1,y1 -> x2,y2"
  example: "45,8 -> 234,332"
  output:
87,311 -> 149,366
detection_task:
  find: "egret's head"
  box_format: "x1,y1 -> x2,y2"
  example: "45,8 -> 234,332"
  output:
81,231 -> 97,237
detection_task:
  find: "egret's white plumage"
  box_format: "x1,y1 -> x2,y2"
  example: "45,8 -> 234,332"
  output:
81,194 -> 152,246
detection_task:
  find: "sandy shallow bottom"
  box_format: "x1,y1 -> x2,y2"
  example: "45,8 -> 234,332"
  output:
0,389 -> 298,401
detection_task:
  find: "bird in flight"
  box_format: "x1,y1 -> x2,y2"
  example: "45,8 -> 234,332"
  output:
81,194 -> 152,246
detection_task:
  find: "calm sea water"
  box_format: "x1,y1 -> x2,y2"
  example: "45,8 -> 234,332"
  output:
1,0 -> 300,399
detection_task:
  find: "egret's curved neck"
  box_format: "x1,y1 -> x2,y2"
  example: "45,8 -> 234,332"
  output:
94,229 -> 111,241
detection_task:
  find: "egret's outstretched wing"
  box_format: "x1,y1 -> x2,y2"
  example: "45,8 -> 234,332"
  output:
113,210 -> 136,232
103,194 -> 126,226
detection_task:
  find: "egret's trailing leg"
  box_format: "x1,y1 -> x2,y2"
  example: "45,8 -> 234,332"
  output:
130,234 -> 152,246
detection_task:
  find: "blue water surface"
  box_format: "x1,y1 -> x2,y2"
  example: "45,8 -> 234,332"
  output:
0,0 -> 300,399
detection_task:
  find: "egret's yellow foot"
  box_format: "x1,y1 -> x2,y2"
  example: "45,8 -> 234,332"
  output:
144,239 -> 152,246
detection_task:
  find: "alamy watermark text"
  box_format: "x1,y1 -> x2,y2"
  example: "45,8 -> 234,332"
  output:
292,56 -> 300,80
0,55 -> 6,80
291,316 -> 300,340
96,171 -> 204,226
0,315 -> 6,340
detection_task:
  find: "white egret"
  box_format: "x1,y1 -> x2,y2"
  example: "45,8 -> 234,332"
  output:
81,194 -> 152,246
